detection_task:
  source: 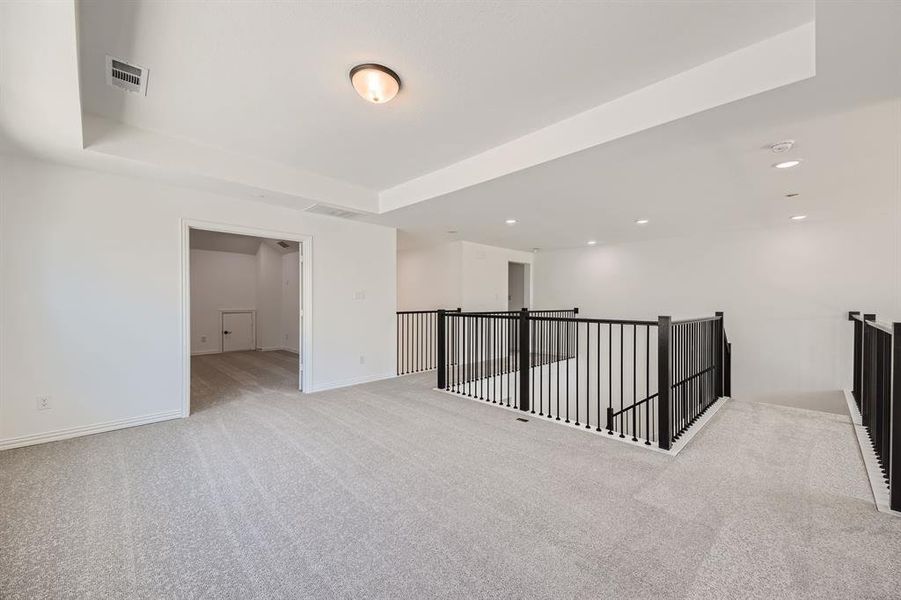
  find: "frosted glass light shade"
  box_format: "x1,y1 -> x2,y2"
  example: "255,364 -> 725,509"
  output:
350,64 -> 401,104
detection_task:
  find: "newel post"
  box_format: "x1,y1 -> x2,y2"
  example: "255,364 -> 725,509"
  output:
519,308 -> 530,412
891,322 -> 901,512
658,315 -> 672,450
437,310 -> 446,390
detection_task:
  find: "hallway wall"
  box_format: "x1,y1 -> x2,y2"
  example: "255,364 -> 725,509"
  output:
397,240 -> 533,311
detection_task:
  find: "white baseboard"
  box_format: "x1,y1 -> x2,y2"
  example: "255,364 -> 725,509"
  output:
192,347 -> 298,355
843,389 -> 901,518
669,396 -> 728,456
307,372 -> 396,393
0,409 -> 184,451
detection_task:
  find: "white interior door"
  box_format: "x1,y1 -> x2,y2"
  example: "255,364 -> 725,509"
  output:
222,312 -> 254,352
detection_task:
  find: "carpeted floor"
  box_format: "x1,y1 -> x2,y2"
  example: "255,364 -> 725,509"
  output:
2,350 -> 900,599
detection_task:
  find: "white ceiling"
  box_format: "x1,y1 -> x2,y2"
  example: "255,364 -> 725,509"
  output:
77,0 -> 813,190
190,230 -> 298,255
386,96 -> 899,251
375,1 -> 901,251
3,1 -> 899,255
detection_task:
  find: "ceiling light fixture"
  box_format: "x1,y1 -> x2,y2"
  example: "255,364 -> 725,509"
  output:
636,219 -> 649,225
790,215 -> 807,221
773,160 -> 801,169
349,63 -> 401,104
505,219 -> 517,225
587,240 -> 597,246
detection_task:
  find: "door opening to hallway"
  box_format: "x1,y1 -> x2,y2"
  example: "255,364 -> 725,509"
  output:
508,261 -> 530,311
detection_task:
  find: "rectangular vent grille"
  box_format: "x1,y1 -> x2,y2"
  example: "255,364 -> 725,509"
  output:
105,56 -> 148,96
304,203 -> 363,220
277,241 -> 291,249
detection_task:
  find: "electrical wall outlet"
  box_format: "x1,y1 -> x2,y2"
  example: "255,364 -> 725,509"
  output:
359,355 -> 365,365
36,396 -> 51,411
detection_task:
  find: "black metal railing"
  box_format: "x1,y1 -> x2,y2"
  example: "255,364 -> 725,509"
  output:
397,309 -> 460,375
667,314 -> 724,444
438,309 -> 729,450
398,308 -> 576,376
848,311 -> 900,511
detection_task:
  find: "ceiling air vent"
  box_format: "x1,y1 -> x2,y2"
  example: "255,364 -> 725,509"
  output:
276,241 -> 291,249
105,55 -> 148,95
304,203 -> 363,220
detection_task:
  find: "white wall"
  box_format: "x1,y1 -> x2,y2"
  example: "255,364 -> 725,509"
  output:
397,240 -> 534,312
282,251 -> 300,354
533,217 -> 901,405
0,156 -> 396,448
396,242 -> 462,311
460,241 -> 534,312
190,249 -> 257,354
255,241 -> 284,350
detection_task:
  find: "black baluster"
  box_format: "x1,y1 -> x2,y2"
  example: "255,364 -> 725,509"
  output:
608,323 -> 613,435
596,323 -> 602,432
645,325 -> 651,445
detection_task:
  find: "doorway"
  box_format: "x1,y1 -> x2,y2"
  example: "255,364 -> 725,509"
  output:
181,220 -> 312,416
508,262 -> 531,311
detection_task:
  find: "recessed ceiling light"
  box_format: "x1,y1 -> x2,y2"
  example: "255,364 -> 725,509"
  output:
505,219 -> 517,225
635,219 -> 649,225
773,160 -> 801,169
587,240 -> 597,246
349,63 -> 401,104
447,230 -> 458,234
790,215 -> 807,221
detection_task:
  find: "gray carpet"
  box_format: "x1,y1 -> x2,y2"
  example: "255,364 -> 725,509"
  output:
2,351 -> 900,600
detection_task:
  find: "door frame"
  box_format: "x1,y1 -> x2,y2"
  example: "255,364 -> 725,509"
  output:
220,309 -> 256,352
180,218 -> 313,417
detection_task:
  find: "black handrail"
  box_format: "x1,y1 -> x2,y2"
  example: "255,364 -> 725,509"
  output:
610,392 -> 659,418
672,315 -> 723,325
